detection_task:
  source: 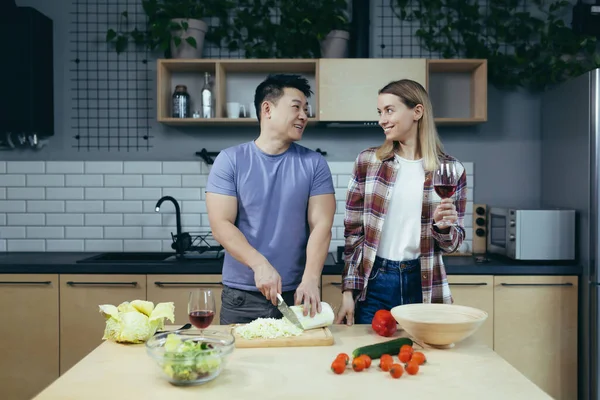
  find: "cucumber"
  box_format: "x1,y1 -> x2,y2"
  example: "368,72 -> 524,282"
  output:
351,337 -> 413,359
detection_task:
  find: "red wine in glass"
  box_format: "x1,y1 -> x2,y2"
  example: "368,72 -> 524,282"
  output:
433,160 -> 461,227
434,184 -> 457,199
189,310 -> 215,329
188,289 -> 216,331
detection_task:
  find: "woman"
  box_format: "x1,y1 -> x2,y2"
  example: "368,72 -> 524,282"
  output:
334,79 -> 467,325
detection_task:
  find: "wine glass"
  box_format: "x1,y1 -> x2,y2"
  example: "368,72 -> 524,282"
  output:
188,289 -> 216,332
433,160 -> 460,228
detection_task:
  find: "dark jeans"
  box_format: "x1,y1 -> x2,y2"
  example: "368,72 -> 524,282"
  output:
354,256 -> 423,324
220,285 -> 296,325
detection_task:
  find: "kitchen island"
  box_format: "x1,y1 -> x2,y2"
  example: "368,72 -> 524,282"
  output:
33,325 -> 551,400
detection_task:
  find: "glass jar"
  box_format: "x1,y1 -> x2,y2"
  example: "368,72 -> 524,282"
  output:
172,85 -> 190,118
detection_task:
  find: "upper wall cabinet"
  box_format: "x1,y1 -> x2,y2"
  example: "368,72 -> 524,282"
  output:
156,58 -> 487,127
317,58 -> 427,122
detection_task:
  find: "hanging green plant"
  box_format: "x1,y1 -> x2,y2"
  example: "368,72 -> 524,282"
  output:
391,0 -> 600,92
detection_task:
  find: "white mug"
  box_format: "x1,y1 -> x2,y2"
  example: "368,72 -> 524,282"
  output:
227,102 -> 246,118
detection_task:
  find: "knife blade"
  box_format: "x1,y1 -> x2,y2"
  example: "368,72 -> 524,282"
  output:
276,293 -> 304,331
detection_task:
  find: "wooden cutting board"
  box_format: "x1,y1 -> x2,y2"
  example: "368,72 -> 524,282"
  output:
232,326 -> 334,348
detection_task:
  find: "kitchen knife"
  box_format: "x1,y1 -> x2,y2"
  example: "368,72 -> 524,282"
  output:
276,293 -> 304,331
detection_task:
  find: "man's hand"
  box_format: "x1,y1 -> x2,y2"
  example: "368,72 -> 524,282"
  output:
252,262 -> 282,306
295,277 -> 321,317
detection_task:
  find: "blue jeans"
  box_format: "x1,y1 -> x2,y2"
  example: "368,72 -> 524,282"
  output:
355,256 -> 423,324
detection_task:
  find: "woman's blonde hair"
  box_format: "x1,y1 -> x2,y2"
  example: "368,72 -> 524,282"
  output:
375,79 -> 444,171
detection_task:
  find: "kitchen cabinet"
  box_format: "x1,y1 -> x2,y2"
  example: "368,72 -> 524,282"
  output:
447,275 -> 494,349
321,275 -> 342,310
146,275 -> 224,326
0,275 -> 59,400
59,274 -> 146,374
318,58 -> 427,122
493,275 -> 578,400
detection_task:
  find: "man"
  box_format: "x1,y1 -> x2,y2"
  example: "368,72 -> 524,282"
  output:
206,73 -> 336,324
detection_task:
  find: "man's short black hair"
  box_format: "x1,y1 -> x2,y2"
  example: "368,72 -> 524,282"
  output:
253,74 -> 313,122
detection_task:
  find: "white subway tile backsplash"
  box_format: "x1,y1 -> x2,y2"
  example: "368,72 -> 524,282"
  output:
85,214 -> 123,226
27,174 -> 65,187
2,160 -> 476,253
7,162 -> 44,174
0,175 -> 26,186
144,175 -> 181,187
47,188 -> 84,200
124,161 -> 162,174
46,214 -> 83,226
7,188 -> 45,200
0,201 -> 26,213
66,200 -> 103,213
47,161 -> 84,174
86,187 -> 123,200
8,239 -> 45,251
26,227 -> 64,239
105,201 -> 143,213
0,227 -> 26,238
162,161 -> 203,174
47,239 -> 84,252
66,227 -> 103,239
124,188 -> 161,200
67,174 -> 103,187
105,175 -> 142,187
8,214 -> 45,226
85,161 -> 123,174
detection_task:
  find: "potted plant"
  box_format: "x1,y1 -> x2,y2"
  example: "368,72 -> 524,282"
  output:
106,0 -> 234,58
315,0 -> 351,58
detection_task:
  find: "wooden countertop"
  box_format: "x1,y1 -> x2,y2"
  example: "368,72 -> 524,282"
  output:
34,325 -> 552,400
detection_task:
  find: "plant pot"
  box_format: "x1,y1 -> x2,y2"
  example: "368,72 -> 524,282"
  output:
170,18 -> 207,59
320,30 -> 350,58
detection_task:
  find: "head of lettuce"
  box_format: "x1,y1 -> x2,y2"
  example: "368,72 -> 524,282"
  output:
99,300 -> 175,344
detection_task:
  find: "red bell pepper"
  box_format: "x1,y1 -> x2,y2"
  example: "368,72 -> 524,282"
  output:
371,309 -> 398,337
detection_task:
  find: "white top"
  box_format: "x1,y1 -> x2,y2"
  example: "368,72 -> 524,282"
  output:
377,154 -> 425,261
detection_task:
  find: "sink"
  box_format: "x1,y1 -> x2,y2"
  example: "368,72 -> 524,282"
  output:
77,252 -> 176,263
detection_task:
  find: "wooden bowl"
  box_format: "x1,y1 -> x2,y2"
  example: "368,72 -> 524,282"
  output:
390,303 -> 488,349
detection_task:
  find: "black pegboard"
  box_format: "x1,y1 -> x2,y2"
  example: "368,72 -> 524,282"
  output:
70,0 -> 153,151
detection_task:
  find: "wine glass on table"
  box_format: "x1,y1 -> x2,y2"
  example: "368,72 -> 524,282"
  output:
433,160 -> 460,228
188,289 -> 216,333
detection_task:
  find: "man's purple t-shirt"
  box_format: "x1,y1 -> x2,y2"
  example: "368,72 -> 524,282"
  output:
205,141 -> 335,292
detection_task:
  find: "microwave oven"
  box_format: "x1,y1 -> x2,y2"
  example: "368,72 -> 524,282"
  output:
486,207 -> 576,260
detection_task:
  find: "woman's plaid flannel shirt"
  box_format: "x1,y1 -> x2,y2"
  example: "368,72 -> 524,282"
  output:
341,148 -> 467,304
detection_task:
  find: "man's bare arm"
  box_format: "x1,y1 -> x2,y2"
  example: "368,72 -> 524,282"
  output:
303,193 -> 337,281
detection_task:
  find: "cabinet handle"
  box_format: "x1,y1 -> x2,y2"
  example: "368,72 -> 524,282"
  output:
449,282 -> 488,286
500,283 -> 573,287
154,281 -> 223,287
0,281 -> 52,285
329,282 -> 342,287
66,281 -> 138,287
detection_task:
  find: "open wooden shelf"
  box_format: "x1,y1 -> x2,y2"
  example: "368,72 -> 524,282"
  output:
427,59 -> 487,125
157,59 -> 319,124
157,58 -> 488,126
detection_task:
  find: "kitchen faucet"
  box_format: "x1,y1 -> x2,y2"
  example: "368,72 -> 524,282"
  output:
155,195 -> 188,256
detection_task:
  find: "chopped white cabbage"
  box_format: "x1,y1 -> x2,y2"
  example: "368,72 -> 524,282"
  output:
99,300 -> 175,344
235,318 -> 303,339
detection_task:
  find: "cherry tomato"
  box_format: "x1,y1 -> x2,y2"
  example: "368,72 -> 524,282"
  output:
352,357 -> 366,372
331,359 -> 346,374
358,355 -> 372,368
379,356 -> 393,372
336,353 -> 350,365
389,363 -> 404,379
400,344 -> 413,355
399,350 -> 412,363
405,361 -> 420,375
411,351 -> 427,365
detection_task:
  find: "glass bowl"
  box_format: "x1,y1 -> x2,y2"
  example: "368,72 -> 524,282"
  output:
145,329 -> 235,386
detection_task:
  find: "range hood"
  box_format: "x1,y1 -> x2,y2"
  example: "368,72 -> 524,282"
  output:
0,0 -> 54,142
